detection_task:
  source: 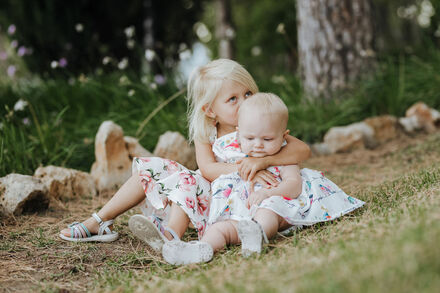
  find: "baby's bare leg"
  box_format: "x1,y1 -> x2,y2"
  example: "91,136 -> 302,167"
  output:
201,220 -> 240,252
61,173 -> 145,236
253,208 -> 285,240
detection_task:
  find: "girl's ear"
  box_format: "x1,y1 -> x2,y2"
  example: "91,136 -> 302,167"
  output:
202,104 -> 216,119
283,129 -> 290,139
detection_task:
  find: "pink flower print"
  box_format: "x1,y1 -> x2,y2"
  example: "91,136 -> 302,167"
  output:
164,159 -> 179,174
185,197 -> 195,209
273,167 -> 281,175
139,157 -> 151,164
179,172 -> 196,191
197,195 -> 209,216
196,222 -> 206,238
141,176 -> 156,194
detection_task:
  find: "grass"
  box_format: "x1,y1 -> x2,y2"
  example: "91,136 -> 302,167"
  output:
0,131 -> 439,292
1,51 -> 440,177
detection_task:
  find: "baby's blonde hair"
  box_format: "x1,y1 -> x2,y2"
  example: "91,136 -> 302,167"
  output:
187,59 -> 258,143
238,92 -> 289,130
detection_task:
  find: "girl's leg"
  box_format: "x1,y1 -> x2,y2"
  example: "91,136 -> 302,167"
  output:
61,173 -> 145,236
163,202 -> 190,240
201,220 -> 240,252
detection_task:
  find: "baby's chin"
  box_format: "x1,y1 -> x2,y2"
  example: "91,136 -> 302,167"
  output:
248,152 -> 267,158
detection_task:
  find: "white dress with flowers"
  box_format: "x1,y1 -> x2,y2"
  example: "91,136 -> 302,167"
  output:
132,157 -> 211,239
208,132 -> 365,227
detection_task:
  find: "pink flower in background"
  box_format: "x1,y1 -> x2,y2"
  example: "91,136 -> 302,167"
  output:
7,65 -> 16,77
17,46 -> 26,57
7,24 -> 16,35
59,58 -> 68,68
10,40 -> 18,49
0,52 -> 7,60
22,118 -> 30,126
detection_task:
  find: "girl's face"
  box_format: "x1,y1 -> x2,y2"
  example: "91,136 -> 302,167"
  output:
206,79 -> 253,134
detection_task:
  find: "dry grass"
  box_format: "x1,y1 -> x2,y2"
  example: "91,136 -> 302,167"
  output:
1,132 -> 440,293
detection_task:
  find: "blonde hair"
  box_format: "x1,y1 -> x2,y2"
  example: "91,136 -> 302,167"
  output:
238,92 -> 289,129
187,59 -> 258,143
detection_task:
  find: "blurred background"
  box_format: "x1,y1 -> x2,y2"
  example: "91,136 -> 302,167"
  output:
1,0 -> 440,176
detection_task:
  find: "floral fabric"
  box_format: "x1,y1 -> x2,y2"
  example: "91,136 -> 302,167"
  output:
132,157 -> 211,239
208,131 -> 365,227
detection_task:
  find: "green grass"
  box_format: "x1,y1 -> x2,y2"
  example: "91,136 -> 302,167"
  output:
1,51 -> 440,177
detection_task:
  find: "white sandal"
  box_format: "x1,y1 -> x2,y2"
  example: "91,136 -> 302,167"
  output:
162,240 -> 213,265
59,213 -> 119,242
128,214 -> 180,252
237,219 -> 269,257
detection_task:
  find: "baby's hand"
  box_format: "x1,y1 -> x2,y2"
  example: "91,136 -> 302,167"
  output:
247,189 -> 270,209
249,170 -> 279,192
237,157 -> 269,181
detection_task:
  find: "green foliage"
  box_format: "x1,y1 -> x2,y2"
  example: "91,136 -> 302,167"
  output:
0,0 -> 203,75
1,51 -> 440,177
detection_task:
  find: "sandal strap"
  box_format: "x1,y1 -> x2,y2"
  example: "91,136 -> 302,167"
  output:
92,213 -> 103,225
165,227 -> 180,241
98,219 -> 114,236
69,222 -> 91,239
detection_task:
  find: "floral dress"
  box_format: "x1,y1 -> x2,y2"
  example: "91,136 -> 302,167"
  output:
132,157 -> 211,239
208,132 -> 365,227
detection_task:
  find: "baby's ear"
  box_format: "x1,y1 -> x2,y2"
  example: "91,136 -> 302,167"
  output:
202,104 -> 216,119
283,129 -> 290,138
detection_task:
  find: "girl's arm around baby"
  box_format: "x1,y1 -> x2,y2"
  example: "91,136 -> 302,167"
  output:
195,140 -> 239,182
246,165 -> 302,208
239,135 -> 310,181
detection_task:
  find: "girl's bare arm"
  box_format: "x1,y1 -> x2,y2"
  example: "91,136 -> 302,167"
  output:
194,140 -> 238,182
239,135 -> 311,181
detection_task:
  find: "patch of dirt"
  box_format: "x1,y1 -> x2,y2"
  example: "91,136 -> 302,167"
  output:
1,131 -> 439,292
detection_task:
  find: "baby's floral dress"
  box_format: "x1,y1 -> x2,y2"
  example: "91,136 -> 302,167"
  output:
132,157 -> 211,239
208,132 -> 365,228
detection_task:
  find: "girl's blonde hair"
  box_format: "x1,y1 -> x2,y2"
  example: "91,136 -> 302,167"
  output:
187,59 -> 258,143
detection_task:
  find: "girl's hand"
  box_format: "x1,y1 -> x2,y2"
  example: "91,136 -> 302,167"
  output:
237,157 -> 269,181
249,170 -> 279,192
247,189 -> 270,208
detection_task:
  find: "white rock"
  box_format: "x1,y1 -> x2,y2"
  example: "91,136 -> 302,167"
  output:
90,121 -> 133,194
124,136 -> 153,159
363,115 -> 399,146
323,122 -> 375,154
153,131 -> 197,170
0,174 -> 50,216
34,165 -> 96,200
400,102 -> 440,133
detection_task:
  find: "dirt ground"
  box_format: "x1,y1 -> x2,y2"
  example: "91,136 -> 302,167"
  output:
1,130 -> 439,292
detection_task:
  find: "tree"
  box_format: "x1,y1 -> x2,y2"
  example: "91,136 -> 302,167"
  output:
215,0 -> 235,59
296,0 -> 375,98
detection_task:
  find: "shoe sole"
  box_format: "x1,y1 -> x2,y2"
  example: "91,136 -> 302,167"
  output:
128,214 -> 167,252
59,232 -> 119,242
162,241 -> 213,265
237,220 -> 262,257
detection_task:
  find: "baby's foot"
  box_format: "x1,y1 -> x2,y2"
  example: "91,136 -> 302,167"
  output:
162,240 -> 213,265
237,219 -> 263,257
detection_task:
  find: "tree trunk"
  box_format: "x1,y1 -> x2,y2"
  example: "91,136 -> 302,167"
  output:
297,0 -> 375,98
215,0 -> 235,59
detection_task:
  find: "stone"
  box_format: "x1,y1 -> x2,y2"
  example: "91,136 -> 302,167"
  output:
34,165 -> 96,200
124,136 -> 153,159
364,115 -> 399,146
323,122 -> 374,154
90,121 -> 133,194
399,102 -> 440,133
0,174 -> 50,216
153,131 -> 197,170
310,142 -> 331,156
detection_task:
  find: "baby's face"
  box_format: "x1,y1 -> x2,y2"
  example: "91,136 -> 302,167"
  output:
238,110 -> 287,157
